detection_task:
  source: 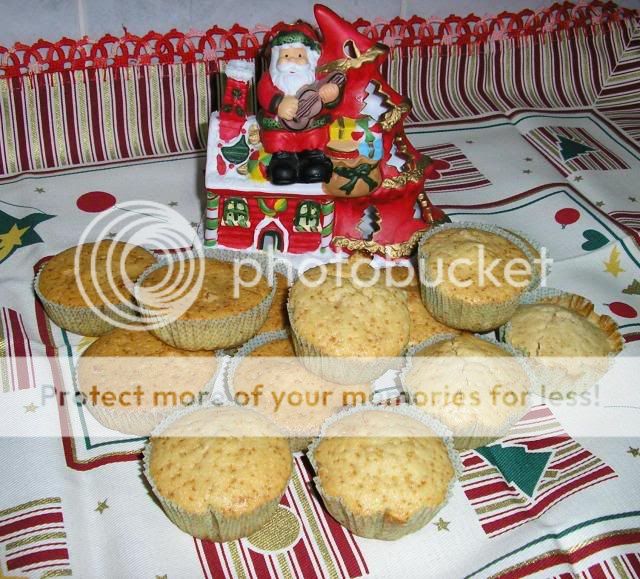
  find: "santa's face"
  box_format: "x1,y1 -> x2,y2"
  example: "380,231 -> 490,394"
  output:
270,44 -> 318,96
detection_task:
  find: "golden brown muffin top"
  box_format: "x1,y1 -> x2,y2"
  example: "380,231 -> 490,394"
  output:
313,410 -> 454,522
420,228 -> 532,303
248,336 -> 296,357
289,263 -> 410,358
77,327 -> 217,407
38,241 -> 154,307
403,281 -> 459,346
233,337 -> 370,437
149,407 -> 292,516
139,258 -> 270,321
506,294 -> 623,357
405,334 -> 529,433
258,272 -> 290,333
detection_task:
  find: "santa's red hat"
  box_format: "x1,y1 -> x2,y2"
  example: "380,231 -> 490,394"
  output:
266,21 -> 321,53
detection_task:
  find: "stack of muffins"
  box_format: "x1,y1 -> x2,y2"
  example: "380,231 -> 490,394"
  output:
35,241 -> 279,436
34,220 -> 624,543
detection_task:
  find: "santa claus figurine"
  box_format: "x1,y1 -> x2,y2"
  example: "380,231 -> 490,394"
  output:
257,22 -> 342,185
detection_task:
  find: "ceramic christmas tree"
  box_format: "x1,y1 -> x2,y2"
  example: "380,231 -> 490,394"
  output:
204,4 -> 448,258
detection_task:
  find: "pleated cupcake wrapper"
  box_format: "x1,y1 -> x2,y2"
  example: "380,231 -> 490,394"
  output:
272,258 -> 299,286
307,404 -> 462,541
287,302 -> 402,385
417,222 -> 540,332
75,350 -> 223,436
400,333 -> 532,451
499,287 -> 621,397
134,248 -> 277,351
34,267 -> 137,337
143,403 -> 291,542
226,329 -> 332,452
495,225 -> 552,285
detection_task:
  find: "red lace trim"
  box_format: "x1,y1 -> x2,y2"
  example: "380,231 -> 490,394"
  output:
0,1 -> 636,79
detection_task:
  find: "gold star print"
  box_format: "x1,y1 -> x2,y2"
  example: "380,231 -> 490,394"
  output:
524,157 -> 533,162
168,201 -> 178,207
628,447 -> 640,457
190,222 -> 199,228
156,575 -> 168,579
0,563 -> 27,579
0,224 -> 30,262
96,499 -> 109,514
596,201 -> 605,208
603,246 -> 625,278
24,403 -> 37,413
574,176 -> 584,182
434,517 -> 450,531
522,169 -> 532,174
34,187 -> 45,193
629,196 -> 637,202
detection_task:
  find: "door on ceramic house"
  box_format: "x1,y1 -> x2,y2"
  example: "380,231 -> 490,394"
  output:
258,229 -> 284,252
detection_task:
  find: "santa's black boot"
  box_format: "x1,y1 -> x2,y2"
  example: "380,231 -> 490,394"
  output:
267,152 -> 298,185
298,149 -> 333,183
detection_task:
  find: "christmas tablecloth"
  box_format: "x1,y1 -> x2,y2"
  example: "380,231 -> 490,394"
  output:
1,3 -> 640,578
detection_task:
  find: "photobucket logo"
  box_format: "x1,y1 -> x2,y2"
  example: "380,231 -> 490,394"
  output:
230,245 -> 550,294
75,200 -> 204,330
419,245 -> 552,289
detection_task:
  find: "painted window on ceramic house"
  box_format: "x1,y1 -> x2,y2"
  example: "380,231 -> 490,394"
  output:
223,197 -> 250,227
294,201 -> 321,232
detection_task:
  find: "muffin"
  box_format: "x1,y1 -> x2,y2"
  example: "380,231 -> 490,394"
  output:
77,327 -> 218,435
387,265 -> 459,346
418,224 -> 536,331
308,406 -> 457,540
228,331 -> 371,451
144,405 -> 292,542
288,257 -> 410,384
35,241 -> 155,336
402,333 -> 530,450
497,227 -> 547,280
136,252 -> 275,350
259,271 -> 291,333
502,290 -> 623,395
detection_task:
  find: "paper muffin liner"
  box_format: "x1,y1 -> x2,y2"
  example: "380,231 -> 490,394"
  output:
400,333 -> 532,451
142,402 -> 292,542
287,300 -> 403,385
134,248 -> 277,351
34,265 -> 143,337
307,403 -> 462,541
498,287 -> 623,397
75,349 -> 223,436
417,222 -> 540,332
495,226 -> 551,287
227,329 -> 370,452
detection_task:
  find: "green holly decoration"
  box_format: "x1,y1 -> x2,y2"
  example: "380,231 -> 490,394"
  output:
257,198 -> 287,217
623,279 -> 640,295
221,136 -> 250,165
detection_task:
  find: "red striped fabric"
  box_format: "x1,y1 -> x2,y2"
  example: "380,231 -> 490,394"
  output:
0,307 -> 36,391
0,4 -> 638,176
0,498 -> 71,575
195,455 -> 367,579
495,534 -> 640,579
418,143 -> 491,193
460,405 -> 617,537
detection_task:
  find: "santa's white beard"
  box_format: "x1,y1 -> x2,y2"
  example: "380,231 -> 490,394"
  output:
271,62 -> 315,96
